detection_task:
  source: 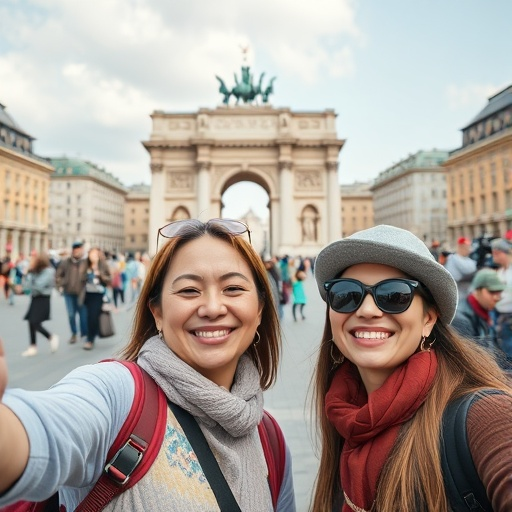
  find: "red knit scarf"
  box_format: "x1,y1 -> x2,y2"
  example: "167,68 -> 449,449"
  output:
325,350 -> 438,512
467,293 -> 491,324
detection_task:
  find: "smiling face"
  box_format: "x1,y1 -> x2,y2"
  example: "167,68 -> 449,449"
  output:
329,263 -> 438,393
150,235 -> 263,389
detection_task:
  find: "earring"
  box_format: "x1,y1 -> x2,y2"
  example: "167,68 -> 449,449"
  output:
253,331 -> 261,346
158,329 -> 163,340
420,335 -> 436,352
330,340 -> 344,366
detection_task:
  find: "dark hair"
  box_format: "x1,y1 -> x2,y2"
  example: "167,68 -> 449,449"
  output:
121,222 -> 281,390
30,252 -> 50,274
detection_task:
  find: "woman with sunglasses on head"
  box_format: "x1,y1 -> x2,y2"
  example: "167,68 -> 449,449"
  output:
0,219 -> 295,511
311,225 -> 512,512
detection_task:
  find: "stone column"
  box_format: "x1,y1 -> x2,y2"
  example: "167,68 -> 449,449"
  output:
279,161 -> 293,248
327,161 -> 341,241
197,163 -> 211,219
0,229 -> 7,254
33,232 -> 41,255
21,231 -> 30,256
270,196 -> 280,256
11,229 -> 20,257
149,163 -> 165,255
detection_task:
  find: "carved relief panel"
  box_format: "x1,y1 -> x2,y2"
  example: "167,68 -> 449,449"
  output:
295,169 -> 322,191
166,170 -> 194,192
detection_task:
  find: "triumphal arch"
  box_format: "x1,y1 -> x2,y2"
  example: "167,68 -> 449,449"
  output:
143,69 -> 344,257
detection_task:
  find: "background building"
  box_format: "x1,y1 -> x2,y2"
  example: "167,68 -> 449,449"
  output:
0,103 -> 54,258
124,183 -> 150,254
340,181 -> 374,237
143,101 -> 344,257
444,84 -> 512,246
370,150 -> 449,245
49,157 -> 127,253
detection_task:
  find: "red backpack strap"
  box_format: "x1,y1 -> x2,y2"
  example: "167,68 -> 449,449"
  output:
75,360 -> 167,512
258,410 -> 286,510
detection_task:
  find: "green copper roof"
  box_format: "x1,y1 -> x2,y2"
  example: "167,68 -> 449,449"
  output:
50,157 -> 126,191
373,149 -> 449,186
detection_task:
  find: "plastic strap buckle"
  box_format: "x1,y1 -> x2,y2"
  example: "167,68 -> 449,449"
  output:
104,434 -> 147,485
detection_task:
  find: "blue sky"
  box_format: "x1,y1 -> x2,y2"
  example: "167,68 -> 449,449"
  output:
0,0 -> 510,219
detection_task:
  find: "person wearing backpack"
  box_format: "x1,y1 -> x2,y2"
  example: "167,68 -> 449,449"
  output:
0,218 -> 295,512
311,225 -> 512,512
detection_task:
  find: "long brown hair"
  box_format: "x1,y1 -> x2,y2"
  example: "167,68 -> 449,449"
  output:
120,222 -> 281,390
311,295 -> 511,511
29,252 -> 50,274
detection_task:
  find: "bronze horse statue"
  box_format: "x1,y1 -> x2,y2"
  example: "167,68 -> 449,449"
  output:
216,66 -> 276,105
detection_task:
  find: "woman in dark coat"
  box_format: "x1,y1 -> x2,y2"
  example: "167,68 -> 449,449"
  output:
83,247 -> 111,350
22,252 -> 59,357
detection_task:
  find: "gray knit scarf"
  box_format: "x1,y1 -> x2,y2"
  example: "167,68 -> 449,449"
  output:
137,336 -> 272,511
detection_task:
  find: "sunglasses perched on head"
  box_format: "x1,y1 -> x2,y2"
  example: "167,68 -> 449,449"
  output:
324,278 -> 421,314
156,218 -> 251,252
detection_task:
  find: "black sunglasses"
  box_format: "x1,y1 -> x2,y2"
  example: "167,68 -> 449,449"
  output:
156,218 -> 251,252
324,278 -> 420,314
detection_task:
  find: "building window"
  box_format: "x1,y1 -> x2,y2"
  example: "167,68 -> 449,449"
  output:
492,192 -> 499,212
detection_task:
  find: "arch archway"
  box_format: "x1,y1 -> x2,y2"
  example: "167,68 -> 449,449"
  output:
144,105 -> 344,256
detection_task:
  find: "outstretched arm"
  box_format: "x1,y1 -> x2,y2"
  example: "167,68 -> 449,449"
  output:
0,338 -> 30,493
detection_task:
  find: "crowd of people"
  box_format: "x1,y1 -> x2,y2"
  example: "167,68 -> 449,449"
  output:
0,241 -> 151,354
432,231 -> 512,365
0,220 -> 511,511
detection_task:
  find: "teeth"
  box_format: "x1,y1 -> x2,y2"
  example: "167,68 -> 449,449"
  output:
354,331 -> 390,339
194,330 -> 230,338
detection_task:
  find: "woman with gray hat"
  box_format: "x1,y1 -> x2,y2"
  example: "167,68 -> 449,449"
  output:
311,225 -> 512,512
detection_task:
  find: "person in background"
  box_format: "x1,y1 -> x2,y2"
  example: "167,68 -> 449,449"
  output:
451,268 -> 509,367
109,254 -> 125,309
444,236 -> 477,299
291,269 -> 307,322
311,225 -> 512,512
83,247 -> 111,350
55,240 -> 88,344
490,238 -> 512,358
0,218 -> 295,511
1,245 -> 14,305
21,252 -> 59,357
262,253 -> 283,320
429,239 -> 441,261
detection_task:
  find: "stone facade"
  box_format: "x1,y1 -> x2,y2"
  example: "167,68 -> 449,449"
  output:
341,181 -> 374,237
444,85 -> 512,247
143,105 -> 344,257
371,150 -> 449,245
48,157 -> 127,253
124,183 -> 150,254
0,103 -> 54,258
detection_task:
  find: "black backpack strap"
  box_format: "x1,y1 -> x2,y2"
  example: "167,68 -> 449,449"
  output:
441,390 -> 503,511
168,401 -> 242,512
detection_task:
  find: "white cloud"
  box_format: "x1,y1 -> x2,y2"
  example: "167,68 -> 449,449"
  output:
0,0 -> 361,187
445,83 -> 504,110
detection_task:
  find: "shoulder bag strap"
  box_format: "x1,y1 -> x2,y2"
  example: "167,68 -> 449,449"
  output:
258,410 -> 286,510
76,361 -> 167,512
441,390 -> 503,512
168,401 -> 242,512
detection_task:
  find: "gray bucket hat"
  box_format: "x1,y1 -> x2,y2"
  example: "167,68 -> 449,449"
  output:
314,225 -> 458,324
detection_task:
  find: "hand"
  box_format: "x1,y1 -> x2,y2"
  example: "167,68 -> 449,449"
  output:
0,338 -> 7,402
